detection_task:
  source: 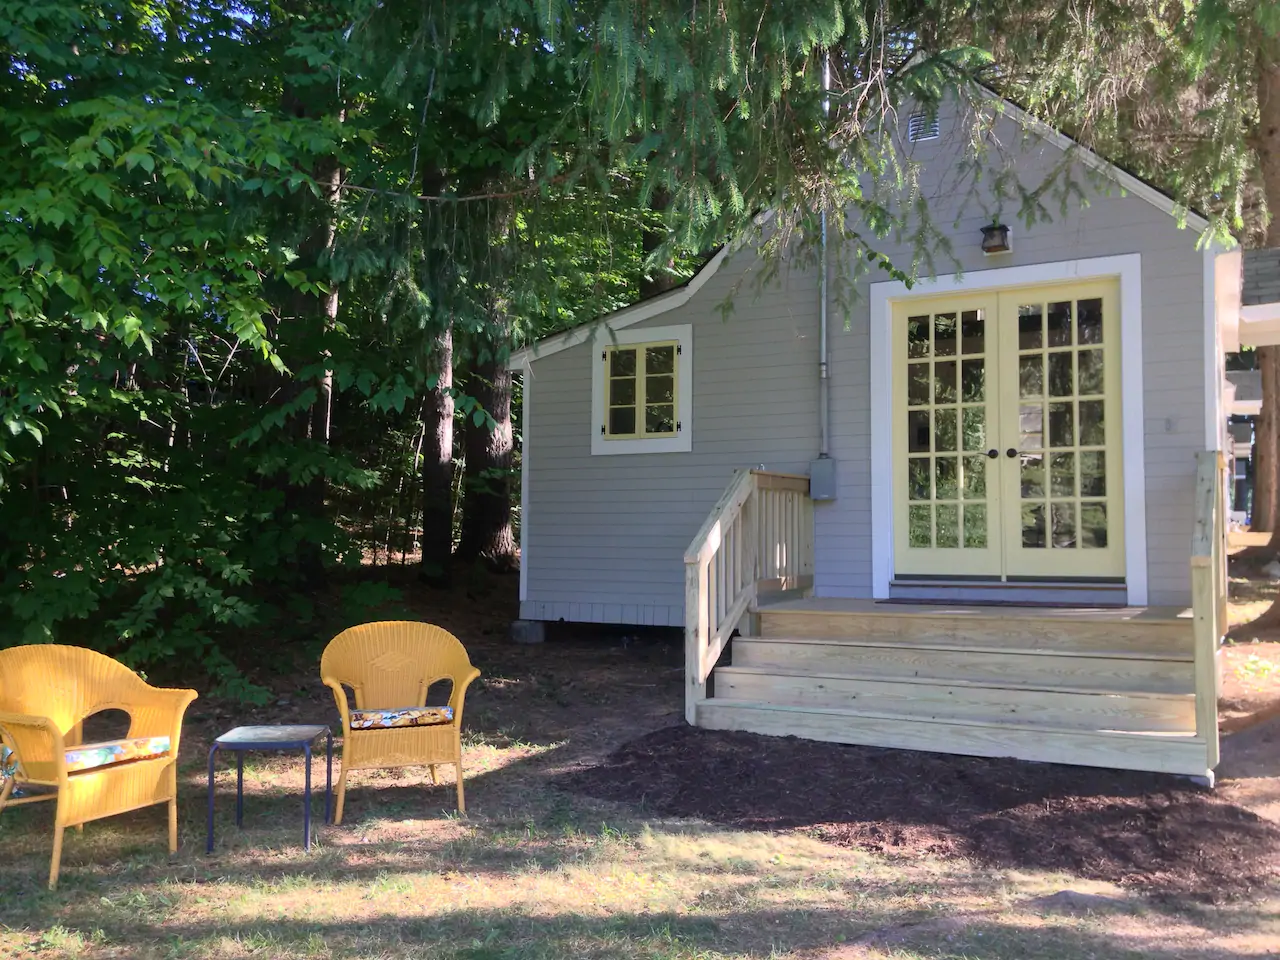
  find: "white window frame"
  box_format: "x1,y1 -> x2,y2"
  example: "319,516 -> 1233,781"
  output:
591,323 -> 693,455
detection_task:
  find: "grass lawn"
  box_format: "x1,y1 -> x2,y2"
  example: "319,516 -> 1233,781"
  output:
2,572 -> 1279,959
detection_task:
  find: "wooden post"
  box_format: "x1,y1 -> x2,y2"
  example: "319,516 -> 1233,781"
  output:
1190,450 -> 1221,775
685,558 -> 708,725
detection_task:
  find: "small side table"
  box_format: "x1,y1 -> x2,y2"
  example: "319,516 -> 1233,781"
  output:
206,724 -> 332,853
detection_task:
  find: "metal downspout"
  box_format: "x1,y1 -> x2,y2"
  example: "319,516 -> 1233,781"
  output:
819,210 -> 830,457
818,53 -> 831,459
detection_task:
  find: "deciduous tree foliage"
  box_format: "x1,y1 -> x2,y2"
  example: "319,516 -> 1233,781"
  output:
7,0 -> 1130,691
0,0 -> 353,694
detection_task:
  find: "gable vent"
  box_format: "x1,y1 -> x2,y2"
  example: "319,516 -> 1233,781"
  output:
907,112 -> 940,142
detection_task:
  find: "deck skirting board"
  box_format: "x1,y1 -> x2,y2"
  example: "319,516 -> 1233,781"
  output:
695,699 -> 1212,779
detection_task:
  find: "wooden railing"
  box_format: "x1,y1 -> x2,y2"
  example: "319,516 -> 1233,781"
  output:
1190,449 -> 1227,773
683,469 -> 814,723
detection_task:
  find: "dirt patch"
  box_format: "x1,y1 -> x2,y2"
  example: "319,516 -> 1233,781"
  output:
562,725 -> 1280,902
1220,641 -> 1280,732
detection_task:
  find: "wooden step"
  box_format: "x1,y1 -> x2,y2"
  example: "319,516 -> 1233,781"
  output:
757,602 -> 1194,658
712,665 -> 1197,733
695,698 -> 1212,780
731,637 -> 1194,695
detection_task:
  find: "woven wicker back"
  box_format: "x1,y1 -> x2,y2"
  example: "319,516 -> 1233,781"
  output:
320,621 -> 474,710
0,644 -> 148,734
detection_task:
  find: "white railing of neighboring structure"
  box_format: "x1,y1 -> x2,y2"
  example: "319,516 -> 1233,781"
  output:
683,469 -> 815,723
1190,449 -> 1227,775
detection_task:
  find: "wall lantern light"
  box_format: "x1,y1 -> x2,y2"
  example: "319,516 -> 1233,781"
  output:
980,222 -> 1012,255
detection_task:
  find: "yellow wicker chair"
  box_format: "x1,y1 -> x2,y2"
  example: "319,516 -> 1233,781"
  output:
0,644 -> 198,888
320,621 -> 480,823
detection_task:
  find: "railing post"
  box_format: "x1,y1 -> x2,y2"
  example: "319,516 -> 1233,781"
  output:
684,558 -> 708,725
1190,450 -> 1222,776
744,486 -> 759,586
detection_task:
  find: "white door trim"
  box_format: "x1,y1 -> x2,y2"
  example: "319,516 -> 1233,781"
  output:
869,254 -> 1148,605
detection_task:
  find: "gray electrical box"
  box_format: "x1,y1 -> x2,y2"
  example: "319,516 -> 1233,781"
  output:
809,456 -> 838,500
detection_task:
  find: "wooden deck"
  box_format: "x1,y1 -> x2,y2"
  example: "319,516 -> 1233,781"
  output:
694,598 -> 1210,779
681,458 -> 1225,784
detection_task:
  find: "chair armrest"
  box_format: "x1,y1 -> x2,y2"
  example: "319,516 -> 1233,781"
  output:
321,678 -> 351,734
126,687 -> 199,753
449,667 -> 481,729
0,711 -> 67,785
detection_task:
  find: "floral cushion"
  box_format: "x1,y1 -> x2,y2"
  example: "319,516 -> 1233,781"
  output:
349,706 -> 453,730
0,744 -> 15,780
64,736 -> 170,774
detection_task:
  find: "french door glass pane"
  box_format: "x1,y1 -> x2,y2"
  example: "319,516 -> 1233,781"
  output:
962,407 -> 986,451
1018,305 -> 1043,349
908,317 -> 930,358
909,504 -> 932,547
908,363 -> 930,405
934,314 -> 958,356
963,505 -> 987,548
935,361 -> 957,403
1077,298 -> 1103,344
909,458 -> 931,500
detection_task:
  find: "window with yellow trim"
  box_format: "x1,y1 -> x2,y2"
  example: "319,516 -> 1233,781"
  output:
603,341 -> 680,439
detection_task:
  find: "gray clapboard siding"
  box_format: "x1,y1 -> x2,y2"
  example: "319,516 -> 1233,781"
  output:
522,252 -> 822,625
814,107 -> 1206,606
521,100 -> 1209,623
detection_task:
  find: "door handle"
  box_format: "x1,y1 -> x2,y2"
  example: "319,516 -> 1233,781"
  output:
1006,448 -> 1018,458
986,449 -> 999,459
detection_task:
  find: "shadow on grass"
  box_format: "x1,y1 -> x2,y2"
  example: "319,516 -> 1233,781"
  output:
6,900 -> 1280,960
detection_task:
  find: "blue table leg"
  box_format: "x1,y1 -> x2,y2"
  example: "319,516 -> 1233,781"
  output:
206,744 -> 219,854
303,744 -> 313,851
324,730 -> 333,824
235,752 -> 244,828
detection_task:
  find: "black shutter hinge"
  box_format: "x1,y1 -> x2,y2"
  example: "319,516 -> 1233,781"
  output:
676,344 -> 683,355
676,421 -> 683,432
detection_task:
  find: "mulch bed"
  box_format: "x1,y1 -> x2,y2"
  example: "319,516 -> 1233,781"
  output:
561,725 -> 1280,902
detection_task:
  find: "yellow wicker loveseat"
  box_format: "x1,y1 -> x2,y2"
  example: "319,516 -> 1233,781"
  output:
321,622 -> 480,823
0,644 -> 198,888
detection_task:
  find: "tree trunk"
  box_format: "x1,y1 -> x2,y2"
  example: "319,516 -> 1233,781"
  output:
1259,34 -> 1280,543
458,354 -> 518,570
419,322 -> 455,585
281,154 -> 341,584
1258,348 -> 1279,533
639,187 -> 677,299
1235,33 -> 1280,634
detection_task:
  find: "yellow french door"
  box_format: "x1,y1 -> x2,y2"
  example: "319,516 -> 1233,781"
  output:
893,280 -> 1124,580
997,281 -> 1124,577
893,293 -> 1004,576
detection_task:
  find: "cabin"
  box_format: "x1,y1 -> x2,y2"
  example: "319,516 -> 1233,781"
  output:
508,96 -> 1262,784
